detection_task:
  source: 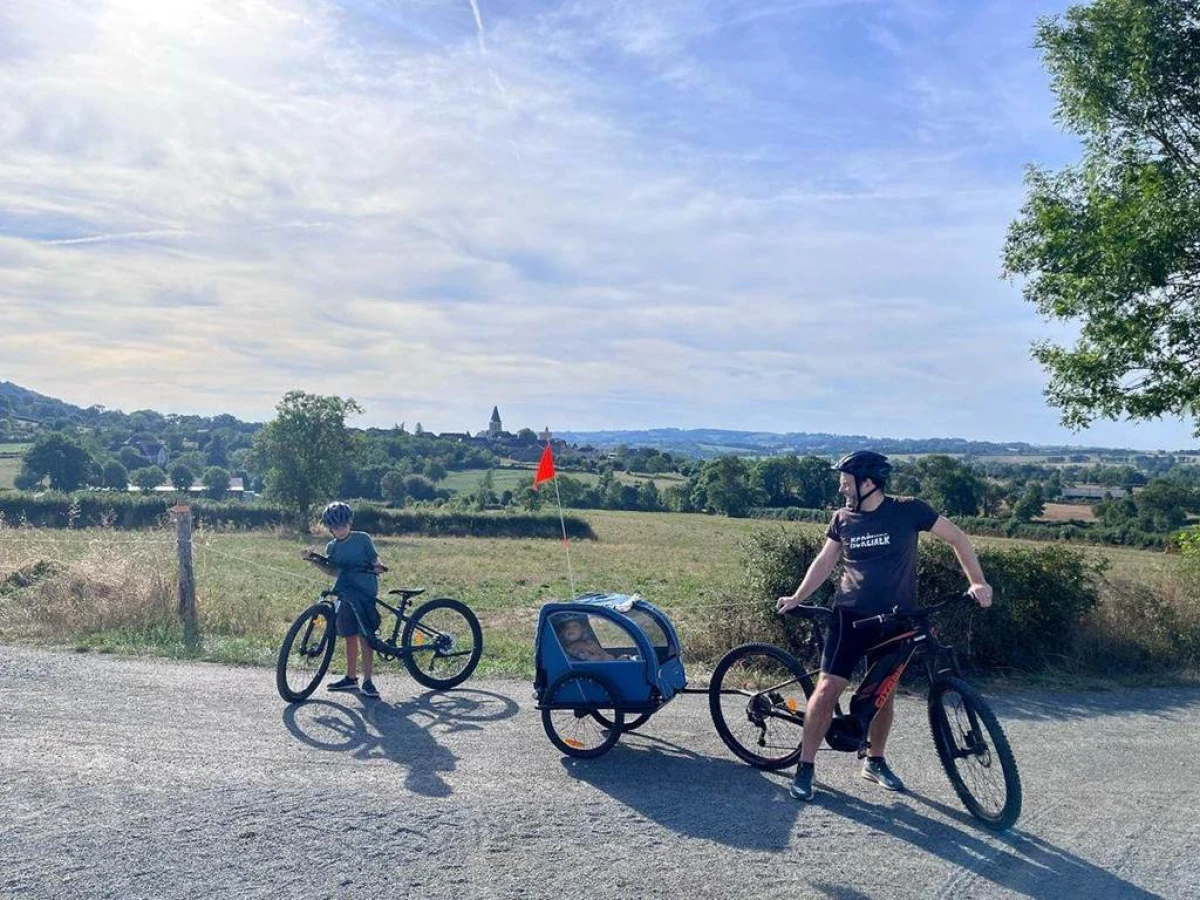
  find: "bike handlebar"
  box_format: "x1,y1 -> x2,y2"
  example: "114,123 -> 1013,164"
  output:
303,552 -> 388,574
783,593 -> 975,627
850,592 -> 975,629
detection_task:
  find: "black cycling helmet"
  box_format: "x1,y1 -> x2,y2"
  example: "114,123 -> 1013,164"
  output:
832,450 -> 891,510
321,501 -> 354,528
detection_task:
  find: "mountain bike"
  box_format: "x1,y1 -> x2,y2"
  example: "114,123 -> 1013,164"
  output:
708,593 -> 1022,830
276,560 -> 483,702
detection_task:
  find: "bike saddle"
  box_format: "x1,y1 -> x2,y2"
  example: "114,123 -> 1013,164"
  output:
387,587 -> 426,600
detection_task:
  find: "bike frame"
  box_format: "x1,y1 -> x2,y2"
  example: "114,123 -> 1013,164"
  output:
321,589 -> 452,664
774,602 -> 966,753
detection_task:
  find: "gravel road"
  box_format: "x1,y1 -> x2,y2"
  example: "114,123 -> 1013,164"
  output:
2,644 -> 1197,900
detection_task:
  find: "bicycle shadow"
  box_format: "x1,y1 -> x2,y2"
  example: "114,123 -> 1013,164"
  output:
560,733 -> 800,851
282,688 -> 518,798
813,786 -> 1161,899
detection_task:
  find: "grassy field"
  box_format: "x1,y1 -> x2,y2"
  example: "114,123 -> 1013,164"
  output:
0,457 -> 19,490
0,510 -> 1186,680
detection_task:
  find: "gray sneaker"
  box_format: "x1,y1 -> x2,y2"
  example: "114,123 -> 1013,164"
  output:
790,763 -> 815,801
861,757 -> 906,792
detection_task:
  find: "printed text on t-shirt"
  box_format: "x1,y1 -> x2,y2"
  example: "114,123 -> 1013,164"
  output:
846,533 -> 891,550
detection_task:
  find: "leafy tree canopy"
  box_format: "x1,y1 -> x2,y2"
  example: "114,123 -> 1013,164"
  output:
1004,0 -> 1200,434
20,431 -> 94,491
252,391 -> 363,524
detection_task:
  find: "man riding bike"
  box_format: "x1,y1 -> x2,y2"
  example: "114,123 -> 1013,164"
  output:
776,450 -> 993,801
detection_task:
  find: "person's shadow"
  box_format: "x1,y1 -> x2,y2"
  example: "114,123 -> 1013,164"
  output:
565,733 -> 1158,897
561,733 -> 802,851
283,688 -> 518,797
811,786 -> 1161,899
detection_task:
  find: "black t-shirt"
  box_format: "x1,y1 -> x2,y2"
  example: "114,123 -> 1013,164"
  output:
826,496 -> 940,614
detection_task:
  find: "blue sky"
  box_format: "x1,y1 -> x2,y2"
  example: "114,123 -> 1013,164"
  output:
0,0 -> 1195,451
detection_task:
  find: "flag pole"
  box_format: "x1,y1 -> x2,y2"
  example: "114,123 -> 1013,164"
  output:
538,428 -> 575,598
553,475 -> 576,598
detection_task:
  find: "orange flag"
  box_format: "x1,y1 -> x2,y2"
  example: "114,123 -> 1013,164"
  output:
533,443 -> 556,489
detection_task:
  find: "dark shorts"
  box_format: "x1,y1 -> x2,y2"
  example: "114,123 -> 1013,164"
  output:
334,589 -> 380,638
821,607 -> 904,681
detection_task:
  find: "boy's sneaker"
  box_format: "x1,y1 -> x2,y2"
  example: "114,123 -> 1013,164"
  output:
790,763 -> 815,801
861,757 -> 906,792
327,676 -> 358,692
360,679 -> 380,699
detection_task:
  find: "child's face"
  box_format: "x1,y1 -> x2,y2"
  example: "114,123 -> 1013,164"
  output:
329,523 -> 351,540
561,620 -> 584,642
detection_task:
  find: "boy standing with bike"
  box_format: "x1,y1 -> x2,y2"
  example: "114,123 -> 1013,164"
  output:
301,501 -> 386,699
776,451 -> 993,801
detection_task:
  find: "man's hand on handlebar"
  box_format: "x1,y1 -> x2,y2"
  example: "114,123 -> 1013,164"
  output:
776,593 -> 803,614
968,582 -> 993,608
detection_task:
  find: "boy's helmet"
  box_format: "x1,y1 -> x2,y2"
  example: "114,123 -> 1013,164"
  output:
832,450 -> 891,486
321,501 -> 353,528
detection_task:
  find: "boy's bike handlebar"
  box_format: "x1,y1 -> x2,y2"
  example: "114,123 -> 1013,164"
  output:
303,552 -> 388,574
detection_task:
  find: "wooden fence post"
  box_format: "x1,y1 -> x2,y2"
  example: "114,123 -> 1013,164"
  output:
171,504 -> 199,649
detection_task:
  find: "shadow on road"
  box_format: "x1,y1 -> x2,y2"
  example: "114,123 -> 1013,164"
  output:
561,733 -> 799,851
282,688 -> 519,797
990,686 -> 1200,723
814,786 -> 1160,899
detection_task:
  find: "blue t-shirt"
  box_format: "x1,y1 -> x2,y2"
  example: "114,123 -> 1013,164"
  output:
826,496 -> 939,614
324,531 -> 379,600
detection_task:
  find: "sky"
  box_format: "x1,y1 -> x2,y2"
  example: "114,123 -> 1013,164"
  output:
0,0 -> 1195,452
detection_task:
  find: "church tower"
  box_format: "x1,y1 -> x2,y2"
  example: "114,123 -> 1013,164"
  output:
488,406 -> 502,437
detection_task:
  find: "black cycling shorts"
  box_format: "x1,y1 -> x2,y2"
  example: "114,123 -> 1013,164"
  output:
820,607 -> 903,681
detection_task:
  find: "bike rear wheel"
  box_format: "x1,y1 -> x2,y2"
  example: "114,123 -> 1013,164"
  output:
709,643 -> 814,770
276,603 -> 337,702
928,676 -> 1022,830
401,598 -> 483,690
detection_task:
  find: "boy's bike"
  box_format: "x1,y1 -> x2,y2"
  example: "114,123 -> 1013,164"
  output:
708,593 -> 1022,830
276,559 -> 483,702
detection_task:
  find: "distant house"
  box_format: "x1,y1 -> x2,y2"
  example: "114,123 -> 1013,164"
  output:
126,439 -> 169,467
1061,485 -> 1128,501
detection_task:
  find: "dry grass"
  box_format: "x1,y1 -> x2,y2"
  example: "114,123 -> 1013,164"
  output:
0,524 -> 176,644
1036,502 -> 1097,523
0,510 -> 1192,679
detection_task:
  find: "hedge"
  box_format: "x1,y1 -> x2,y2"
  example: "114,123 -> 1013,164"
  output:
738,526 -> 1106,674
0,492 -> 595,540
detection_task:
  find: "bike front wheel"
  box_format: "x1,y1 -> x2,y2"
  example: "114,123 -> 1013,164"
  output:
276,602 -> 337,702
709,643 -> 813,770
401,598 -> 483,690
542,672 -> 623,758
928,676 -> 1022,830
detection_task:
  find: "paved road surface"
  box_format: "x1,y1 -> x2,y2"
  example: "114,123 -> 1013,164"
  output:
2,645 -> 1197,899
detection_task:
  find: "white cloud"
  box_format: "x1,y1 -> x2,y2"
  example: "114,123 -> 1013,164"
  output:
0,0 -> 1193,449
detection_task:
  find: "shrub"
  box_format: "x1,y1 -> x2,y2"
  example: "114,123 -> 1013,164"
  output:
727,526 -> 1108,675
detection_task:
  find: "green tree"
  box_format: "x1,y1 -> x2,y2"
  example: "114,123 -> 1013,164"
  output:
1132,478 -> 1195,531
695,456 -> 758,517
1012,483 -> 1047,523
1004,0 -> 1200,434
380,468 -> 408,507
131,466 -> 165,493
20,431 -> 93,491
102,460 -> 129,490
253,391 -> 363,525
910,456 -> 985,517
202,466 -> 231,500
170,463 -> 195,493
